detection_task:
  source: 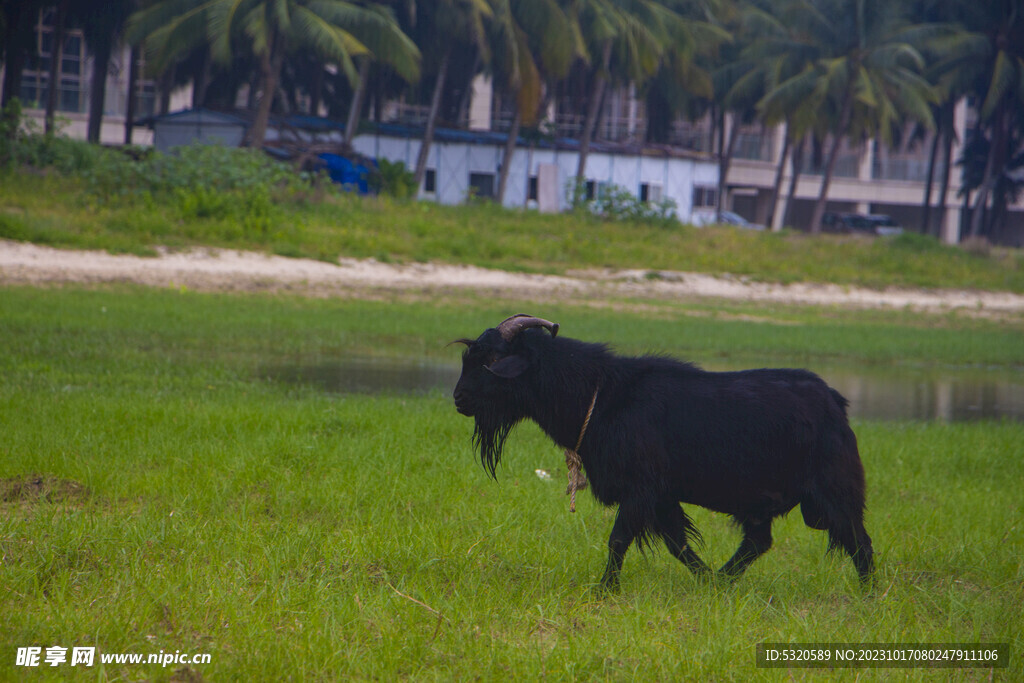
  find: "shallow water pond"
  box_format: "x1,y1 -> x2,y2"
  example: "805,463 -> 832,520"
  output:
262,357 -> 1024,422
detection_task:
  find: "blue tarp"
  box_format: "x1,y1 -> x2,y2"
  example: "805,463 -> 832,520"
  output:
317,153 -> 374,194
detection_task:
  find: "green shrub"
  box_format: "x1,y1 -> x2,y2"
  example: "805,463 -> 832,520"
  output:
0,98 -> 103,173
369,158 -> 416,199
79,143 -> 324,229
568,179 -> 680,228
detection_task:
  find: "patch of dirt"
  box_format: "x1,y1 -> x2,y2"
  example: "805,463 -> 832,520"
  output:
1,475 -> 90,507
2,239 -> 1024,314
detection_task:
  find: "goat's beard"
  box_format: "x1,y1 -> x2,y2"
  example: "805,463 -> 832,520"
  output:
472,409 -> 520,479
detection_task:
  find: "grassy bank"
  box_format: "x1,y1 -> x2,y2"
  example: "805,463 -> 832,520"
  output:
2,169 -> 1023,293
2,286 -> 1021,680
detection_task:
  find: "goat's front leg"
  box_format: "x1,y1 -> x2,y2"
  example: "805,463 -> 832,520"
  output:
719,518 -> 773,579
599,507 -> 636,592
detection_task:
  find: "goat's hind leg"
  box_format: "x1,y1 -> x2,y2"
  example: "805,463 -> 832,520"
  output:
719,517 -> 773,579
655,500 -> 710,577
828,522 -> 874,583
802,488 -> 875,582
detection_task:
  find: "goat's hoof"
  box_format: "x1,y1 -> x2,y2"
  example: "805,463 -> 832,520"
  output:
596,577 -> 621,595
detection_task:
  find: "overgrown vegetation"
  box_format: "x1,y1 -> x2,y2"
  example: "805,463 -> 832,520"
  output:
1,286 -> 1021,680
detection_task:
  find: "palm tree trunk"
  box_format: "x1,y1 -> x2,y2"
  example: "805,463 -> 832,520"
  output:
574,40 -> 612,193
496,105 -> 522,205
780,134 -> 806,229
414,46 -> 451,189
309,65 -> 323,117
124,43 -> 140,144
921,125 -> 941,234
87,39 -> 114,143
808,88 -> 854,234
768,123 -> 791,231
45,0 -> 68,135
344,57 -> 371,147
969,103 -> 1008,238
716,114 -> 740,222
246,31 -> 285,148
935,121 -> 954,240
1,3 -> 32,107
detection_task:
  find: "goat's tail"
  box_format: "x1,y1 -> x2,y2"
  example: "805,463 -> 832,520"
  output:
829,387 -> 850,417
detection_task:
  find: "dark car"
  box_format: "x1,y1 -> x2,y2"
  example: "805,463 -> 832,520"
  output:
822,212 -> 903,236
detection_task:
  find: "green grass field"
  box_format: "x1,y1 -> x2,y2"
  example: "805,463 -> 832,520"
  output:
1,285 -> 1021,680
3,169 -> 1023,293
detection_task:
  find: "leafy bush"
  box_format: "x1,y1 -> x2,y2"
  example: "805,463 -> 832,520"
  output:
567,179 -> 680,228
78,143 -> 324,232
84,143 -> 311,198
369,158 -> 417,199
0,98 -> 103,173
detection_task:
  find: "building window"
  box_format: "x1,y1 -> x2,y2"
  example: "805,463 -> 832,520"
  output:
640,183 -> 663,203
19,10 -> 86,113
692,185 -> 718,209
424,169 -> 436,194
469,172 -> 495,199
135,80 -> 157,118
528,176 -> 538,201
584,180 -> 610,201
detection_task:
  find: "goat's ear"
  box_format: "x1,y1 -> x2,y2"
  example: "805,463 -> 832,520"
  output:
486,354 -> 529,378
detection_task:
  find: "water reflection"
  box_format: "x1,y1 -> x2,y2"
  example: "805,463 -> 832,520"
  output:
261,357 -> 1024,422
818,368 -> 1023,422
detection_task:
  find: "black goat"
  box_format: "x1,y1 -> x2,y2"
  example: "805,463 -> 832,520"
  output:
453,314 -> 874,590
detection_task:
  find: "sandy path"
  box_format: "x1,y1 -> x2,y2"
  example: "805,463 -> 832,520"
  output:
2,239 -> 1023,314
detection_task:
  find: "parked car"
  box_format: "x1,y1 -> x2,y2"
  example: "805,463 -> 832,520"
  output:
862,214 -> 904,236
718,210 -> 766,231
822,212 -> 903,236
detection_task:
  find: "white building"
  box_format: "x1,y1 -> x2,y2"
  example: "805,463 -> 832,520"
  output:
148,111 -> 720,224
351,124 -> 719,222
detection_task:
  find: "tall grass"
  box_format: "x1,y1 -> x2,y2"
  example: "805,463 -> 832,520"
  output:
1,286 -> 1021,679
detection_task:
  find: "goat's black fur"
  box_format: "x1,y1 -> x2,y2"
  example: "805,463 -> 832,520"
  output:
453,321 -> 874,590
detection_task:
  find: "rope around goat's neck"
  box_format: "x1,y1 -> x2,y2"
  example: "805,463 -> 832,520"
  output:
565,388 -> 599,513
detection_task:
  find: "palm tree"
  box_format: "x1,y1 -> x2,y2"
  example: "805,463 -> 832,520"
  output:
1,0 -> 49,108
488,0 -> 582,204
738,0 -> 828,229
572,0 -> 706,190
343,0 -> 422,145
955,1 -> 1024,240
71,0 -> 136,143
127,0 -> 419,148
757,0 -> 937,233
898,0 -> 989,238
409,0 -> 491,190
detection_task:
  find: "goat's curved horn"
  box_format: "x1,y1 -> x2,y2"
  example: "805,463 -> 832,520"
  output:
496,314 -> 559,341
